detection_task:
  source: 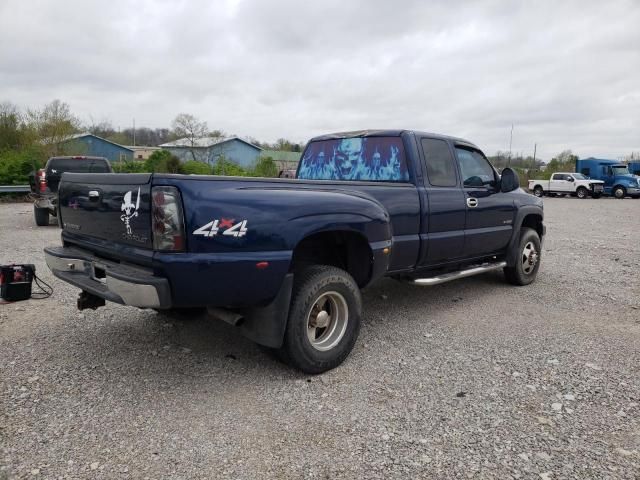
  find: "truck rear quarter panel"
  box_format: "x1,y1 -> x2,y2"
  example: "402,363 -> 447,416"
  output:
151,176 -> 410,307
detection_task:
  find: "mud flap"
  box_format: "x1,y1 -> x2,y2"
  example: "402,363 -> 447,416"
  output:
236,273 -> 293,348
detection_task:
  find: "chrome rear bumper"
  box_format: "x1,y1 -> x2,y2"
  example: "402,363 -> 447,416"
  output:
44,245 -> 171,308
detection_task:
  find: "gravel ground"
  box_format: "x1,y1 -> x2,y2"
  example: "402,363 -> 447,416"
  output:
1,198 -> 639,479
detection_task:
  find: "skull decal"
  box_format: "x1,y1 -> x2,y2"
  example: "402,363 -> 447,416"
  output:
120,188 -> 140,235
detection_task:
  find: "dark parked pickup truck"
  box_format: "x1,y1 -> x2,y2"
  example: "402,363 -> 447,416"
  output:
44,130 -> 545,373
30,156 -> 112,226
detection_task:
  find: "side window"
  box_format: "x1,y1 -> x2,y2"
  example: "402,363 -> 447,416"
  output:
454,148 -> 496,187
565,175 -> 573,181
552,173 -> 564,181
421,138 -> 457,187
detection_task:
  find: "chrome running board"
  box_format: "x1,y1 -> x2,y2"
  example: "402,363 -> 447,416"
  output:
413,261 -> 507,286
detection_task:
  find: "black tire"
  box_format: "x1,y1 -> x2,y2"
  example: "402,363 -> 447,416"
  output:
34,206 -> 49,226
613,186 -> 626,199
576,187 -> 588,199
503,228 -> 541,286
533,186 -> 544,197
278,265 -> 361,374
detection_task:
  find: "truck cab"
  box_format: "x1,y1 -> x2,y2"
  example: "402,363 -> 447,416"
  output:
576,158 -> 640,198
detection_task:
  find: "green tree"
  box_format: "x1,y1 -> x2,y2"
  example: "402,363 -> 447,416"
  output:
144,150 -> 172,172
182,160 -> 213,175
171,113 -> 208,161
165,155 -> 183,174
252,156 -> 278,178
112,160 -> 148,173
212,156 -> 247,176
0,102 -> 24,150
0,146 -> 45,184
26,100 -> 81,157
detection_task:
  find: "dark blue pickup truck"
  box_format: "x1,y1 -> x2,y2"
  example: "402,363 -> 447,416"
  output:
44,130 -> 545,373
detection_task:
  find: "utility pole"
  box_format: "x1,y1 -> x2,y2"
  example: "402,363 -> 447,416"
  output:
533,143 -> 537,167
508,124 -> 514,166
133,118 -> 136,146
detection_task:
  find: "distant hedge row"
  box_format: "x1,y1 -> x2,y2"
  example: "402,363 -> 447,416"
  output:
111,150 -> 279,177
0,148 -> 281,185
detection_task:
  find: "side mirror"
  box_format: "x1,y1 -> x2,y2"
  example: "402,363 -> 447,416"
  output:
500,167 -> 520,193
568,177 -> 575,182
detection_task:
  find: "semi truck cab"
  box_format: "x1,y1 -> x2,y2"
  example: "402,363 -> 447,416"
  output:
576,158 -> 640,198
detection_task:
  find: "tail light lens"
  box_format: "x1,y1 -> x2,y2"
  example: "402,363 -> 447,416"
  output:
37,169 -> 47,193
152,186 -> 186,252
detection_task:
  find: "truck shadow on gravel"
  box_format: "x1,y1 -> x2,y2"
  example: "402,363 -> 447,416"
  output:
49,271 -> 515,380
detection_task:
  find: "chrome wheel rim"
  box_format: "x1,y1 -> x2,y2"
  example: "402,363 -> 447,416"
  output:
577,189 -> 586,198
306,291 -> 349,351
614,188 -> 624,198
521,241 -> 538,275
534,188 -> 543,197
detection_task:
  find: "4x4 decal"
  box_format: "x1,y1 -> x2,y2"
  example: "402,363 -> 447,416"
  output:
193,218 -> 248,238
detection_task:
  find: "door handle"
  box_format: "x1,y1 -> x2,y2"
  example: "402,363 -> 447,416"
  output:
467,197 -> 478,208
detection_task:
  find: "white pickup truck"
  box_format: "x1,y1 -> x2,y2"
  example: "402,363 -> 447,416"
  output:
528,172 -> 605,199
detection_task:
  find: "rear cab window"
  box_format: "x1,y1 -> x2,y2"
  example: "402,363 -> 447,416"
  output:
297,136 -> 410,182
421,138 -> 457,187
47,158 -> 111,174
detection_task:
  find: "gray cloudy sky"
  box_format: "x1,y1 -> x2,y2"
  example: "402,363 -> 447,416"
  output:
1,0 -> 639,159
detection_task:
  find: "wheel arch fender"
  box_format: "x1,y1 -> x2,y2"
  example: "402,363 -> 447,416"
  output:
506,206 -> 544,267
287,210 -> 393,288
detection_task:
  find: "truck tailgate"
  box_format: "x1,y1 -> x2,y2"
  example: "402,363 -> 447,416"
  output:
58,173 -> 153,249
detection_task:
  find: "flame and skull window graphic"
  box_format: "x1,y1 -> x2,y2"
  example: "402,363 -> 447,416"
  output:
297,137 -> 409,182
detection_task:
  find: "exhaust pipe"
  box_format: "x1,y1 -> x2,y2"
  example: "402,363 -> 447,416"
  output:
207,307 -> 244,326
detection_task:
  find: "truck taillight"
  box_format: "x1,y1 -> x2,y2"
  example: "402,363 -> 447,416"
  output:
152,186 -> 185,252
37,169 -> 47,193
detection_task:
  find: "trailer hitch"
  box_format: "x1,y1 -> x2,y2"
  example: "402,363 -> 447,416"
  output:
77,291 -> 106,311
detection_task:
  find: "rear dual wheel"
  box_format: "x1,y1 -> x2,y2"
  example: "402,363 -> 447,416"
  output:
278,265 -> 361,374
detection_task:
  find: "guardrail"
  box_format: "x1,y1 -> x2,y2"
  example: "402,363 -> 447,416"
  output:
0,185 -> 30,193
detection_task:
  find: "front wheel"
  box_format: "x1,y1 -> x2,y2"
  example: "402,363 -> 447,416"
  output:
278,265 -> 361,374
576,187 -> 588,199
533,186 -> 544,197
613,186 -> 626,199
504,228 -> 541,286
